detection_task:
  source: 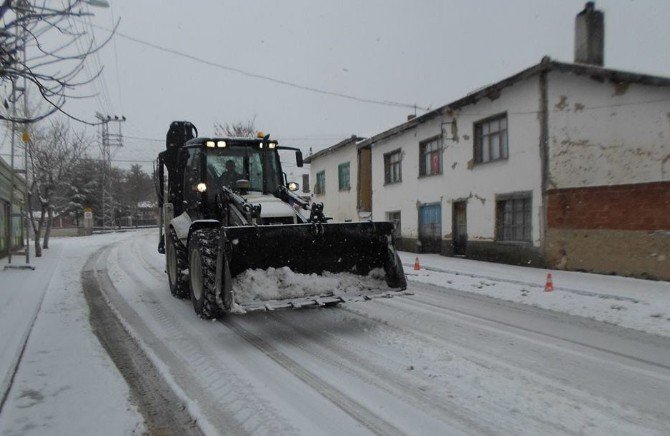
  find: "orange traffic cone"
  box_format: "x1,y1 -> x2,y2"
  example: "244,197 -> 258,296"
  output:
414,257 -> 421,271
544,273 -> 554,292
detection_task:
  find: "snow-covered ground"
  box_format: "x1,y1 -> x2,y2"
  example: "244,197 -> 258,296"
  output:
0,233 -> 144,435
399,251 -> 670,338
1,230 -> 669,435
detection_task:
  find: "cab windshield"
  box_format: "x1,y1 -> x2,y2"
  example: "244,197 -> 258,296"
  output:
205,144 -> 282,194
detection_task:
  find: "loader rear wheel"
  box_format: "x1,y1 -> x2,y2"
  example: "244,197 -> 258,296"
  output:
188,228 -> 223,319
166,227 -> 189,299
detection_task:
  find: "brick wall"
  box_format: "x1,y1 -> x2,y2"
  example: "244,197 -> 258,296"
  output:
547,181 -> 670,231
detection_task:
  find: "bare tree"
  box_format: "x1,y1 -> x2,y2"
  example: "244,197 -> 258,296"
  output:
214,117 -> 257,138
0,0 -> 117,124
26,120 -> 88,255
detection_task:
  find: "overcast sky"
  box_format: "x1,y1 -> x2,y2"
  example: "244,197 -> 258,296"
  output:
3,0 -> 670,171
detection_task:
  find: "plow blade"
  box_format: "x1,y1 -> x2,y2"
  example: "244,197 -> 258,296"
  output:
220,221 -> 408,311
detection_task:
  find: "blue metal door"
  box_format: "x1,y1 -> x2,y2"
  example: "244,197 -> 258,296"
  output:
419,203 -> 441,253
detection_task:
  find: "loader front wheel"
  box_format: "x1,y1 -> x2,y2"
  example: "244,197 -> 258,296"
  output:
384,249 -> 407,290
188,229 -> 223,319
166,227 -> 189,299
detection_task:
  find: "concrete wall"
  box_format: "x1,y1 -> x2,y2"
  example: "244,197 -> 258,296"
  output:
545,71 -> 670,279
547,71 -> 670,189
49,227 -> 93,237
308,143 -> 359,222
370,76 -> 544,263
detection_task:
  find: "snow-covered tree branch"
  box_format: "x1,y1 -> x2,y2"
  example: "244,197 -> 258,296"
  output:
26,119 -> 89,255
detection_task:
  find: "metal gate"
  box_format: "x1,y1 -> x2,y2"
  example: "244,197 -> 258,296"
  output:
418,203 -> 441,253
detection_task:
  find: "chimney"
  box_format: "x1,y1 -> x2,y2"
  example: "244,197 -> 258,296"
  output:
574,2 -> 604,66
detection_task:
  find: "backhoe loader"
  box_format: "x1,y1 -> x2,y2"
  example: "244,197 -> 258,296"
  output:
155,121 -> 407,318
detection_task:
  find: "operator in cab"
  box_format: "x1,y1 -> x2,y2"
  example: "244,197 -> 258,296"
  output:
220,159 -> 242,188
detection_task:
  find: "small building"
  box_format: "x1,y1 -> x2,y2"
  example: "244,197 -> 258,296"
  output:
0,157 -> 26,257
304,135 -> 368,222
135,201 -> 159,226
308,3 -> 670,280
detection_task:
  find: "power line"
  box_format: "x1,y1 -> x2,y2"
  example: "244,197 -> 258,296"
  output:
90,24 -> 430,111
0,152 -> 152,163
122,133 -> 352,143
66,14 -> 111,114
102,5 -> 125,114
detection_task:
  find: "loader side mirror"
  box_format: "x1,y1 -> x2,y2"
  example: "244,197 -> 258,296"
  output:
295,150 -> 303,167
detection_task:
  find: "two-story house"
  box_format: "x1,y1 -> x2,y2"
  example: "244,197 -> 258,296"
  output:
308,3 -> 670,279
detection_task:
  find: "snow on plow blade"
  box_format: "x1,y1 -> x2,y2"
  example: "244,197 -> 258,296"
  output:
222,221 -> 408,312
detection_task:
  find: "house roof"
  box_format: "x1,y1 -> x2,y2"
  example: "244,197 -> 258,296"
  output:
0,156 -> 27,191
356,57 -> 670,149
303,135 -> 366,164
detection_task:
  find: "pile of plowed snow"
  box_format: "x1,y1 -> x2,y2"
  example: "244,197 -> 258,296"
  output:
232,267 -> 389,304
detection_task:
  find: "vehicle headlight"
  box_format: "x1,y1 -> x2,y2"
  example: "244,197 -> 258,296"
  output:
217,140 -> 226,148
205,140 -> 215,148
196,183 -> 207,192
287,182 -> 299,191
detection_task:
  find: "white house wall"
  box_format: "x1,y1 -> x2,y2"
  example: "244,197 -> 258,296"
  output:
371,76 -> 543,249
547,71 -> 670,188
309,143 -> 359,222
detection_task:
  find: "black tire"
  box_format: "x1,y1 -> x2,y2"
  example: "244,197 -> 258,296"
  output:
166,227 -> 189,298
188,228 -> 223,319
385,249 -> 407,290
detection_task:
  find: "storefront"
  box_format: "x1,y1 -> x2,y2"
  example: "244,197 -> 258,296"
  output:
0,157 -> 26,257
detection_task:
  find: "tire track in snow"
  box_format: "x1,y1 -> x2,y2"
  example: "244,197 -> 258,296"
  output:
342,295 -> 670,433
131,236 -> 412,434
116,240 -> 297,435
83,247 -> 203,435
260,312 -> 494,435
404,291 -> 670,373
220,317 -> 407,436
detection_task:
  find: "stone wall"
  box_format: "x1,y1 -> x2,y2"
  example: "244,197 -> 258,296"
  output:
545,228 -> 669,280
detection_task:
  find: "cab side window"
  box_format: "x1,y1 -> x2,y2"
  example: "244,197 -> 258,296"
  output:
183,148 -> 202,213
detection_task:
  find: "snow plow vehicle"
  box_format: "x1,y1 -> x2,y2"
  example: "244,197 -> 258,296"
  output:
155,121 -> 407,318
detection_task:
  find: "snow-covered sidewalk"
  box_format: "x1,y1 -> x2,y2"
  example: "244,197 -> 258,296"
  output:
399,251 -> 670,338
0,234 -> 144,435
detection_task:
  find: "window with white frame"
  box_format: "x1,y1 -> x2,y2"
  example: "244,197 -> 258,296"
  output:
384,149 -> 402,184
419,137 -> 442,176
474,113 -> 508,164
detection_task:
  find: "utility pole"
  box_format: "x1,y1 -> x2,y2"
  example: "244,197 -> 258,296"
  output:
5,0 -> 34,270
95,113 -> 126,231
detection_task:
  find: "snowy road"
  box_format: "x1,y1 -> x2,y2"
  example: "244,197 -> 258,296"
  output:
90,231 -> 670,435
